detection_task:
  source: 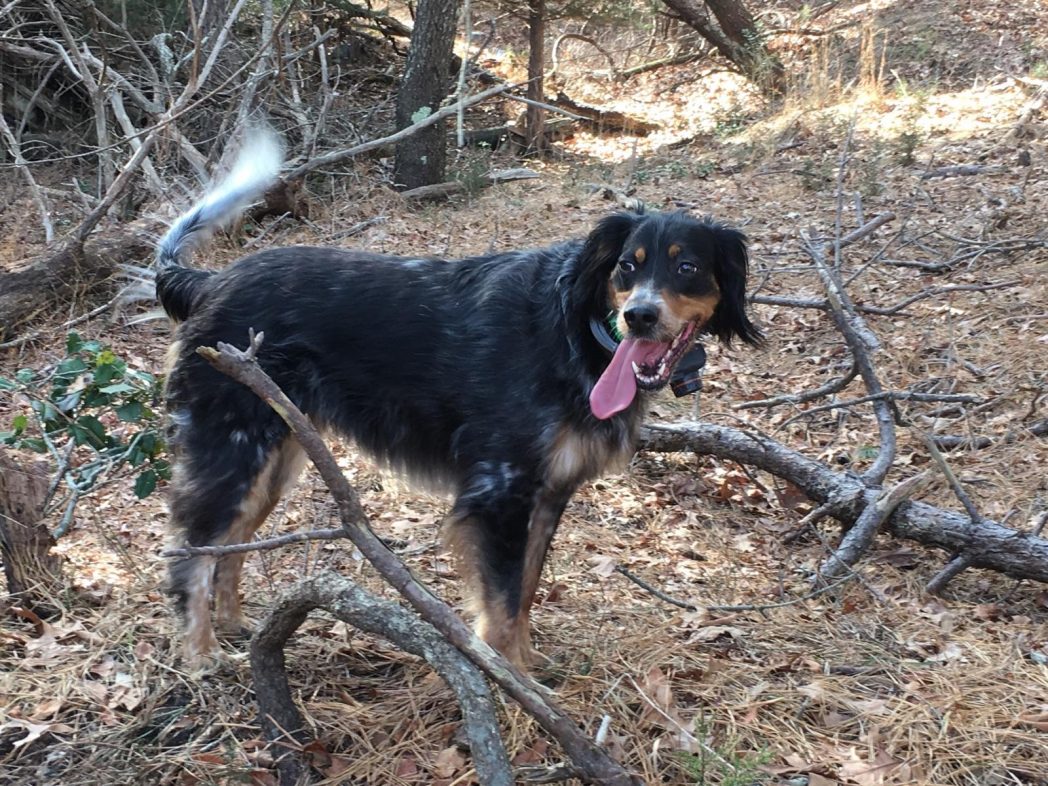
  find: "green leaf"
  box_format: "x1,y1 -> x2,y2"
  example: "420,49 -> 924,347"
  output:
134,470 -> 157,499
152,458 -> 172,481
11,414 -> 27,433
857,445 -> 879,460
0,377 -> 16,391
54,357 -> 88,381
101,382 -> 137,395
20,437 -> 47,453
16,369 -> 34,384
73,415 -> 108,448
56,388 -> 83,413
66,331 -> 83,354
410,106 -> 432,124
116,401 -> 144,422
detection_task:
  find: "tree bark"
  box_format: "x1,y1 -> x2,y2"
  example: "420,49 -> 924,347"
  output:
394,0 -> 461,190
661,0 -> 786,95
0,450 -> 62,609
525,0 -> 546,152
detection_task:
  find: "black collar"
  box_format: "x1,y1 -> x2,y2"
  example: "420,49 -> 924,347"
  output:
588,315 -> 708,398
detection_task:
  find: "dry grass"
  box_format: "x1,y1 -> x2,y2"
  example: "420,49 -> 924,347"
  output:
3,1 -> 1048,784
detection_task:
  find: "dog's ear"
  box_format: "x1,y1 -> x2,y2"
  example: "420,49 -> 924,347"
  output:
705,224 -> 763,347
581,211 -> 643,271
574,212 -> 643,305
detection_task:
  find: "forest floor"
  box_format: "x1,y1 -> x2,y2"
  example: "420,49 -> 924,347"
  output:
2,1 -> 1048,784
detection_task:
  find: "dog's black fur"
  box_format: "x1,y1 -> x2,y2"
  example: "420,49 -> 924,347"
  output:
161,208 -> 760,667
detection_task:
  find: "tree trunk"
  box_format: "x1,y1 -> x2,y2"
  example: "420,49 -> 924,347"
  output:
525,0 -> 546,152
394,0 -> 461,190
0,450 -> 62,610
662,0 -> 785,95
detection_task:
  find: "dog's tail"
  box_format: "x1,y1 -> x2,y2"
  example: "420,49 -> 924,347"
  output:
154,129 -> 283,322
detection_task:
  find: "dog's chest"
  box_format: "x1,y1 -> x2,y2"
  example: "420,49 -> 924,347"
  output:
544,418 -> 639,490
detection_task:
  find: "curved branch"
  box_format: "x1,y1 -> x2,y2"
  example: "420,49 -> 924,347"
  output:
251,572 -> 512,786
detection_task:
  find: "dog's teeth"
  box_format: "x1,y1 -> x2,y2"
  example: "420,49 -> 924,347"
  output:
632,362 -> 641,375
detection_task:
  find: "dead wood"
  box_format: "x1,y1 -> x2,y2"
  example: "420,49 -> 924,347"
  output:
0,222 -> 157,341
198,334 -> 641,786
400,168 -> 539,202
639,423 -> 1048,584
0,450 -> 63,610
617,49 -> 708,80
920,164 -> 1009,179
251,572 -> 512,786
552,91 -> 660,135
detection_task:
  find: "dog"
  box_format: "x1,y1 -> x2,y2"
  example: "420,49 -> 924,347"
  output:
157,137 -> 761,670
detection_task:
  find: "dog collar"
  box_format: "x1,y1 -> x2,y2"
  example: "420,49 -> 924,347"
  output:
588,315 -> 707,398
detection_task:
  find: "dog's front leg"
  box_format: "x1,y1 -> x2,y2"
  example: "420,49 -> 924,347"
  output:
444,463 -> 544,668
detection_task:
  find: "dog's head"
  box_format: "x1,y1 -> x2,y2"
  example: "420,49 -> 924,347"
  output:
577,210 -> 762,419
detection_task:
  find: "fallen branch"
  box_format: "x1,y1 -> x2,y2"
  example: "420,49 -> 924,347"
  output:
802,233 -> 895,485
639,422 -> 1048,584
400,168 -> 540,202
162,527 -> 348,557
252,572 -> 512,786
921,164 -> 1008,180
199,334 -> 640,786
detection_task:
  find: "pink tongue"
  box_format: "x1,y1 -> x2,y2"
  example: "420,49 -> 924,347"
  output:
590,338 -> 668,420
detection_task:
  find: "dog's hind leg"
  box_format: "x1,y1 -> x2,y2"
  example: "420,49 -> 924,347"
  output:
444,463 -> 544,668
212,439 -> 306,636
166,414 -> 296,670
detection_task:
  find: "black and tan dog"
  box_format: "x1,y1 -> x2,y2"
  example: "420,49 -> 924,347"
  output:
157,138 -> 761,670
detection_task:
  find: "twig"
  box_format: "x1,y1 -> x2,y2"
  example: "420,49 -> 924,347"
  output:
0,294 -> 122,350
614,565 -> 696,610
735,362 -> 858,410
818,471 -> 933,583
920,432 -> 984,594
456,0 -> 473,148
933,418 -> 1048,450
779,390 -> 982,427
284,83 -> 511,181
802,233 -> 895,485
920,164 -> 1008,179
0,90 -> 54,243
198,334 -> 640,786
161,527 -> 348,558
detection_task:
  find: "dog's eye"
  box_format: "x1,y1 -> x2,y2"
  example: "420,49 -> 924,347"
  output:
618,260 -> 636,274
677,261 -> 698,275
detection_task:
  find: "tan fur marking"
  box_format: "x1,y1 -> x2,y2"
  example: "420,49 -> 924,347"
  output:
634,247 -> 646,264
546,426 -> 630,489
183,556 -> 219,665
474,602 -> 532,667
664,291 -> 721,327
212,440 -> 306,634
668,243 -> 681,258
164,340 -> 183,376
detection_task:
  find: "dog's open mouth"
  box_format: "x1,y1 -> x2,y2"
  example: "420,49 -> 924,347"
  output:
590,321 -> 697,420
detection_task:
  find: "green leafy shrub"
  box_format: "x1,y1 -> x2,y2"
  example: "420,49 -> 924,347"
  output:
1,333 -> 169,534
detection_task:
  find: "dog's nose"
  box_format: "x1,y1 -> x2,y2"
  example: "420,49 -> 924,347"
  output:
624,303 -> 659,330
